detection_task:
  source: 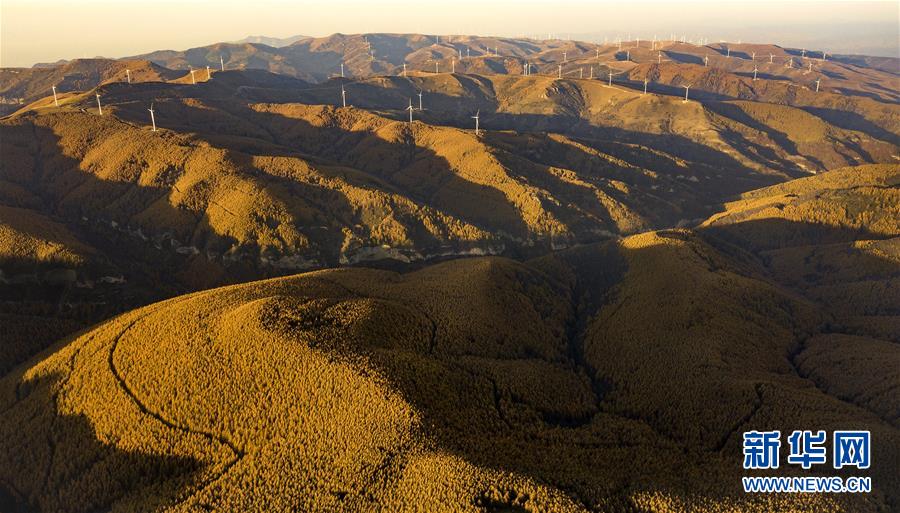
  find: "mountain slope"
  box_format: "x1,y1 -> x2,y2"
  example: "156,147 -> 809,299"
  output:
1,163 -> 897,513
0,59 -> 181,116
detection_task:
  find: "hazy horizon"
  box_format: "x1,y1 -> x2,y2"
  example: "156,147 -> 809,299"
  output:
1,0 -> 898,68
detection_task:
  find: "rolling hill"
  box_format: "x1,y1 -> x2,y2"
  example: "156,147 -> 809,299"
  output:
0,59 -> 182,116
1,39 -> 896,373
1,164 -> 897,513
1,33 -> 897,512
5,33 -> 898,126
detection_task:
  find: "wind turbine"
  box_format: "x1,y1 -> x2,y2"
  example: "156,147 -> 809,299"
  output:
769,53 -> 774,64
341,85 -> 347,107
751,51 -> 756,61
558,64 -> 562,79
815,78 -> 821,92
589,66 -> 593,79
189,66 -> 196,84
402,63 -> 407,77
95,93 -> 102,115
579,68 -> 584,79
452,58 -> 456,73
658,52 -> 662,64
340,63 -> 344,78
801,48 -> 806,59
523,62 -> 528,75
822,51 -> 827,62
435,62 -> 439,73
417,90 -> 423,110
52,86 -> 59,107
753,66 -> 758,80
704,54 -> 709,67
643,78 -> 648,94
787,57 -> 793,68
726,46 -> 730,58
220,55 -> 225,71
682,84 -> 691,102
148,103 -> 157,132
563,51 -> 567,62
206,65 -> 211,80
608,70 -> 613,87
406,98 -> 414,123
125,69 -> 131,84
471,109 -> 480,135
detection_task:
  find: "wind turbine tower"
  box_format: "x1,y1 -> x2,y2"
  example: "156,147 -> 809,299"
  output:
815,78 -> 821,92
558,64 -> 562,79
341,85 -> 347,107
406,99 -> 414,123
220,56 -> 225,71
95,93 -> 102,115
148,104 -> 157,132
206,65 -> 211,80
418,91 -> 423,110
682,84 -> 691,102
189,67 -> 196,84
753,66 -> 758,80
126,69 -> 131,84
472,110 -> 480,135
643,78 -> 648,94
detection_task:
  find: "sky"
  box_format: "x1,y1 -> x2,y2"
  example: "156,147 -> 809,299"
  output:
1,0 -> 897,67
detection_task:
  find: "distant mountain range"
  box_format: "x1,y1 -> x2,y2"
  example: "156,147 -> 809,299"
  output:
230,34 -> 309,47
